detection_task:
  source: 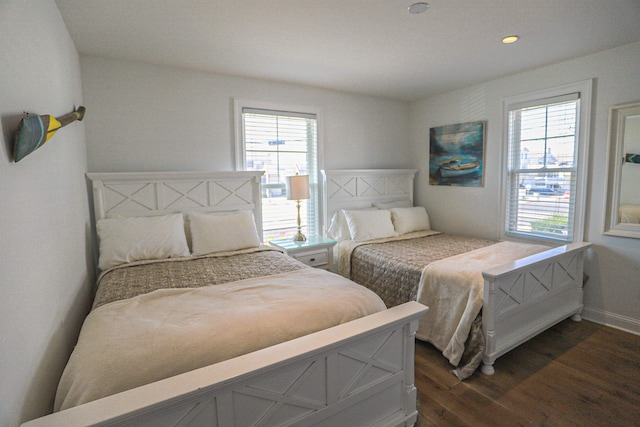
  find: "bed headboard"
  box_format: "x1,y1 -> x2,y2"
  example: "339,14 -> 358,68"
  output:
87,171 -> 265,237
322,169 -> 417,228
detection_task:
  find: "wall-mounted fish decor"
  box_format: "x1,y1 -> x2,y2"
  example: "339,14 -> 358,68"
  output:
13,106 -> 86,162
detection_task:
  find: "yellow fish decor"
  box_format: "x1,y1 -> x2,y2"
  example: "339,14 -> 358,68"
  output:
13,106 -> 86,162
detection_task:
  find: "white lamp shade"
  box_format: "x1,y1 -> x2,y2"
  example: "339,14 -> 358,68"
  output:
286,174 -> 310,200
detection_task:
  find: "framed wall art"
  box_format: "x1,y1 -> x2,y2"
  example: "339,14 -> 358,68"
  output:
429,120 -> 486,187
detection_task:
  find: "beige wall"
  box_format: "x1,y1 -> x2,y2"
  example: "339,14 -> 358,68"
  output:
410,41 -> 640,333
0,1 -> 91,425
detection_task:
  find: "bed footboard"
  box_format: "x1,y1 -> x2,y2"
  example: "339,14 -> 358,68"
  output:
480,242 -> 591,375
23,302 -> 427,427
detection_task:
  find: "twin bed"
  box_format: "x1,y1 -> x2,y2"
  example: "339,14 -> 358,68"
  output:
24,168 -> 591,427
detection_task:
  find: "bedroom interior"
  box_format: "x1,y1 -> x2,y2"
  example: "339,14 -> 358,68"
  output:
2,1 -> 640,426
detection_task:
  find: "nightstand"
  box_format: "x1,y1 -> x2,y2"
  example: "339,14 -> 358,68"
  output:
269,235 -> 337,270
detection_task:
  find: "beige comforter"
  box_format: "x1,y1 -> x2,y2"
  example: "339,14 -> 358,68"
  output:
415,241 -> 550,366
55,268 -> 385,411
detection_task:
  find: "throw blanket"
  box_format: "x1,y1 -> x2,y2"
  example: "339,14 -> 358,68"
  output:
415,241 -> 550,366
55,268 -> 385,411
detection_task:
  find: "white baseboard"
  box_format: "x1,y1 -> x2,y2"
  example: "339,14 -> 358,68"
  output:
581,307 -> 640,336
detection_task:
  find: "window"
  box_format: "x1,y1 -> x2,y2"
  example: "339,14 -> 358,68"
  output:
502,80 -> 592,243
234,99 -> 323,241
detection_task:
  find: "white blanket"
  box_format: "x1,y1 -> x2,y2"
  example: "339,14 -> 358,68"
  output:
415,241 -> 550,366
55,268 -> 385,411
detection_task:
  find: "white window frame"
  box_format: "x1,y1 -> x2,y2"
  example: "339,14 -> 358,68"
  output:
233,98 -> 325,241
500,79 -> 592,243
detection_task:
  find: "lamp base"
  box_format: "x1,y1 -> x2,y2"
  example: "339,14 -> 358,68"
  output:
293,199 -> 307,242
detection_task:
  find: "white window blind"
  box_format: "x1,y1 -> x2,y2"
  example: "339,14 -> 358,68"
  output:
505,94 -> 580,242
240,108 -> 319,241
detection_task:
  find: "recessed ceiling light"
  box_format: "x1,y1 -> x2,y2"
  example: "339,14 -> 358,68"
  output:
502,35 -> 519,44
408,2 -> 430,14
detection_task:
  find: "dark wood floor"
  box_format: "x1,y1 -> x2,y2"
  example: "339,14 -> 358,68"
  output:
414,319 -> 640,427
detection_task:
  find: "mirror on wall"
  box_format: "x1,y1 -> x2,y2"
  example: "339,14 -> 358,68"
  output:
604,101 -> 640,238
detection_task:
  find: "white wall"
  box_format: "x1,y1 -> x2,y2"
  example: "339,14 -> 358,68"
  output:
0,1 -> 91,426
410,41 -> 640,334
80,56 -> 412,173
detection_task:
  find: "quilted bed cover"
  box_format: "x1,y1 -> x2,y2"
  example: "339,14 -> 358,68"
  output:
55,248 -> 386,411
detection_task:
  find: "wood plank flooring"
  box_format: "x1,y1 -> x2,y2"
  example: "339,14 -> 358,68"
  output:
414,319 -> 640,427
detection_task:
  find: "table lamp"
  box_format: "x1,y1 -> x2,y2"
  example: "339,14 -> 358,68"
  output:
286,174 -> 310,242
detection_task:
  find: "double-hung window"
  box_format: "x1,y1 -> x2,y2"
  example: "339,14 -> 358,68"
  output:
235,99 -> 322,241
503,80 -> 592,243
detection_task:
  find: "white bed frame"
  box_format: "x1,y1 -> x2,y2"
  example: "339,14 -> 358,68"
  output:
322,169 -> 592,375
23,171 -> 427,427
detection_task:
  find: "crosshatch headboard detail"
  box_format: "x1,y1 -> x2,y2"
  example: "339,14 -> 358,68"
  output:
321,169 -> 417,228
86,171 -> 265,237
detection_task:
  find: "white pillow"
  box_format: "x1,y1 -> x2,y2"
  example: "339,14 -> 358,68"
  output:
97,214 -> 190,270
343,209 -> 396,242
327,210 -> 347,241
327,207 -> 378,241
189,210 -> 261,255
373,199 -> 412,209
391,206 -> 431,235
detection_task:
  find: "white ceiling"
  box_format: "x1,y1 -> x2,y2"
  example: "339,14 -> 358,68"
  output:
55,0 -> 640,101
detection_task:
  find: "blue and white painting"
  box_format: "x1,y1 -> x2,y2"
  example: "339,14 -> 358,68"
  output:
429,121 -> 486,187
